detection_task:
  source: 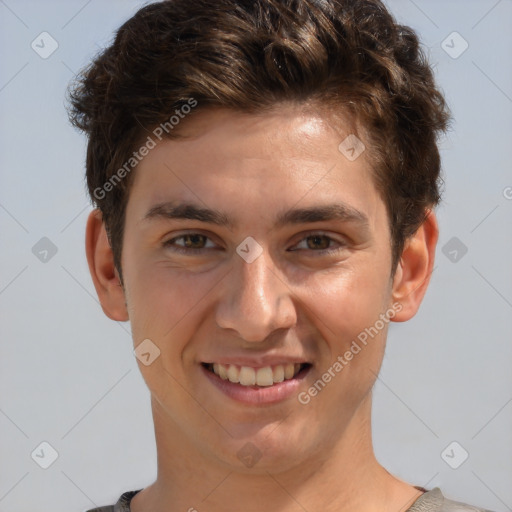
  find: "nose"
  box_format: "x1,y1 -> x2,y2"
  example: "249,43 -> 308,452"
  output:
215,246 -> 297,343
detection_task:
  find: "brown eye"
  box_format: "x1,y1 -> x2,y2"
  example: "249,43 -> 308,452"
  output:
163,233 -> 216,254
305,234 -> 331,250
291,232 -> 346,255
179,234 -> 208,249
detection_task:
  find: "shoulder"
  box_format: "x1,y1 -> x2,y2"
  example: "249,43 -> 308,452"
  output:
441,495 -> 496,512
84,490 -> 142,512
408,488 -> 496,512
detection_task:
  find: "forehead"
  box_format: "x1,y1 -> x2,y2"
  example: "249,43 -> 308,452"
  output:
127,106 -> 382,226
159,105 -> 362,160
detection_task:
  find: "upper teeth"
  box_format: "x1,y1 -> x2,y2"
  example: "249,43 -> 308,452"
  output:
211,363 -> 302,387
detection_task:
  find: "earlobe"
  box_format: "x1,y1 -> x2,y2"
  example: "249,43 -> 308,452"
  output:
85,209 -> 129,322
391,210 -> 438,322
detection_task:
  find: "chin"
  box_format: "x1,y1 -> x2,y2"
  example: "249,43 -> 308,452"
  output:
206,421 -> 315,474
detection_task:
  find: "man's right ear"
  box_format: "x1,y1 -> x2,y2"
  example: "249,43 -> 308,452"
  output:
85,209 -> 129,321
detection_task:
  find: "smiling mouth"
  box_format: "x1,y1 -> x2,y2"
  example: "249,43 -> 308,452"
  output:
202,362 -> 312,387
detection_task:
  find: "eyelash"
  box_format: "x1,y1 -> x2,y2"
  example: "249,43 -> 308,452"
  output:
162,232 -> 346,256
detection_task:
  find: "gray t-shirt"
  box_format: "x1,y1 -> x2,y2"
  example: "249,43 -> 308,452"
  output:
85,487 -> 495,512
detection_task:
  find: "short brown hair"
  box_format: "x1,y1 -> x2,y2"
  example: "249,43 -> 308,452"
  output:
67,0 -> 451,282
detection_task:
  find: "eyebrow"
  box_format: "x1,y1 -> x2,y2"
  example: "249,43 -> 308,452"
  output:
143,201 -> 369,230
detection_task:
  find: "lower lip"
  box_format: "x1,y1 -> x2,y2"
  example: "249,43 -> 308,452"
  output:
201,364 -> 311,405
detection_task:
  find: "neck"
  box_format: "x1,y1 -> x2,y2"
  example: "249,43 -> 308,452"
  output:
131,392 -> 423,512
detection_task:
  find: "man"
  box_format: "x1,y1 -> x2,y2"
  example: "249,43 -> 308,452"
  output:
67,0 -> 495,511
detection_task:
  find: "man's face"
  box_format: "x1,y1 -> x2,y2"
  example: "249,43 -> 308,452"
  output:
120,106 -> 398,471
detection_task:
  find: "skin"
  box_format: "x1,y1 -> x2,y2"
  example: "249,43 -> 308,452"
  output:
86,105 -> 438,512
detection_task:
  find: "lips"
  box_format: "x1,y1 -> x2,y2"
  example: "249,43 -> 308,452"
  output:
202,362 -> 310,387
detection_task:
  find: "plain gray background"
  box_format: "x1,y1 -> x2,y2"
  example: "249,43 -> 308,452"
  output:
1,0 -> 511,511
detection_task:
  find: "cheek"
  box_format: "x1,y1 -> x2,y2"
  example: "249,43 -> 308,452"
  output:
304,262 -> 391,344
123,258 -> 224,352
298,268 -> 391,419
123,265 -> 214,412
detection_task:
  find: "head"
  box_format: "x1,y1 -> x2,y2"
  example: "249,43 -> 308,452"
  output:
69,0 -> 450,283
68,0 -> 450,472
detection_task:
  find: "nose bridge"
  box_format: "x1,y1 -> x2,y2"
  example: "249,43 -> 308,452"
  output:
215,246 -> 296,342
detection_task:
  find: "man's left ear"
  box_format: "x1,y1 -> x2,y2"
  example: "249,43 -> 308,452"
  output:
391,209 -> 438,322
